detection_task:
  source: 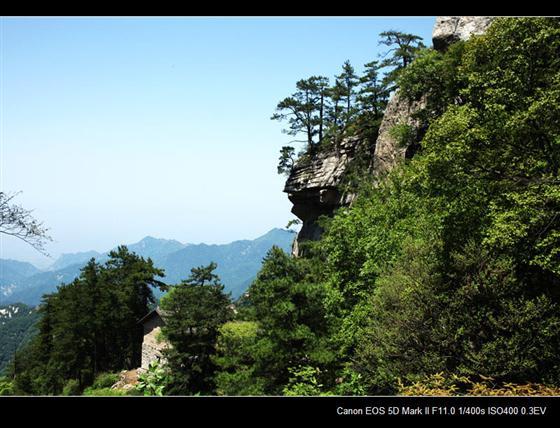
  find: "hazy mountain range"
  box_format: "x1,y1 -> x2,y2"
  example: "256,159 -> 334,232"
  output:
0,228 -> 296,306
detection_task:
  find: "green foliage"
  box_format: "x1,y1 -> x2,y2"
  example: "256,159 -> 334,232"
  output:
327,17 -> 560,393
0,303 -> 40,374
0,377 -> 14,396
398,42 -> 466,122
271,76 -> 331,151
277,146 -> 296,176
389,123 -> 417,148
249,17 -> 560,396
136,360 -> 168,396
378,30 -> 426,89
213,321 -> 265,395
82,387 -> 131,396
242,246 -> 335,394
285,218 -> 301,231
160,262 -> 233,395
62,379 -> 81,396
334,367 -> 367,396
283,366 -> 327,396
272,29 -> 425,172
90,372 -> 120,389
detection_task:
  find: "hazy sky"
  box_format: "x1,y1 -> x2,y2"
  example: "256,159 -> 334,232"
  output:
1,16 -> 436,268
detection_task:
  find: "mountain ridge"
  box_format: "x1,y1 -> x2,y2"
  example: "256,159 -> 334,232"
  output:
0,228 -> 296,305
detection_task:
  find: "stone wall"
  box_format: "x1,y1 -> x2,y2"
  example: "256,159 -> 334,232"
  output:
141,314 -> 167,370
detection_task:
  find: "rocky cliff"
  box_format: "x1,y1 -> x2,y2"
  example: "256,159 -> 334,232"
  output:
284,137 -> 362,255
284,17 -> 495,255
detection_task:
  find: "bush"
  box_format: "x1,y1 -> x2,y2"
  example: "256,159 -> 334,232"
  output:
398,373 -> 560,396
0,377 -> 14,396
283,366 -> 328,396
62,379 -> 81,396
136,360 -> 168,396
82,387 -> 131,396
91,372 -> 120,389
213,321 -> 265,396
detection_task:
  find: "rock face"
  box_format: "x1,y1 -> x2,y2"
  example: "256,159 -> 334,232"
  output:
284,17 -> 495,254
372,91 -> 426,179
284,137 -> 362,255
432,16 -> 495,51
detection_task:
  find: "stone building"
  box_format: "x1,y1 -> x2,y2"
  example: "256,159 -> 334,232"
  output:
138,307 -> 168,370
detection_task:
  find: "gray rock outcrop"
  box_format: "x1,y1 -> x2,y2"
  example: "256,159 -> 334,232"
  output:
284,137 -> 362,255
432,16 -> 495,51
372,91 -> 426,179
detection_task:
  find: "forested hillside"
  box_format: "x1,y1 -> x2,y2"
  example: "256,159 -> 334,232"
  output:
0,304 -> 40,374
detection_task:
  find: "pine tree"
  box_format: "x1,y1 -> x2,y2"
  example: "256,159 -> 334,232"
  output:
271,76 -> 330,153
358,60 -> 390,120
160,263 -> 233,395
378,30 -> 425,89
335,60 -> 359,128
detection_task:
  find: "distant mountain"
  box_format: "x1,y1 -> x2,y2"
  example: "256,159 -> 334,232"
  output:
161,228 -> 296,298
0,303 -> 40,374
0,229 -> 296,306
2,263 -> 87,306
0,259 -> 42,283
0,259 -> 43,300
122,236 -> 186,266
48,250 -> 102,271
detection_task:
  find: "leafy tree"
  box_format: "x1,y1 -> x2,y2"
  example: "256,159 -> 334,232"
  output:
160,262 -> 233,395
336,61 -> 359,127
317,17 -> 560,393
325,80 -> 346,140
309,75 -> 330,145
213,320 -> 265,395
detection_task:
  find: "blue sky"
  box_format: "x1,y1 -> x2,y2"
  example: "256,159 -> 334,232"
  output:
0,17 -> 436,268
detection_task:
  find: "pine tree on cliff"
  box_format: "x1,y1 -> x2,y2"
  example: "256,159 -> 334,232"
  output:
271,76 -> 329,153
358,60 -> 390,120
379,30 -> 425,89
335,60 -> 359,129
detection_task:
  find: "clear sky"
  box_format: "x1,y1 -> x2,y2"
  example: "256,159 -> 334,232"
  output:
0,16 -> 436,268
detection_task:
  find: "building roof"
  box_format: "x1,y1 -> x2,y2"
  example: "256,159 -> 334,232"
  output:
137,307 -> 166,325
